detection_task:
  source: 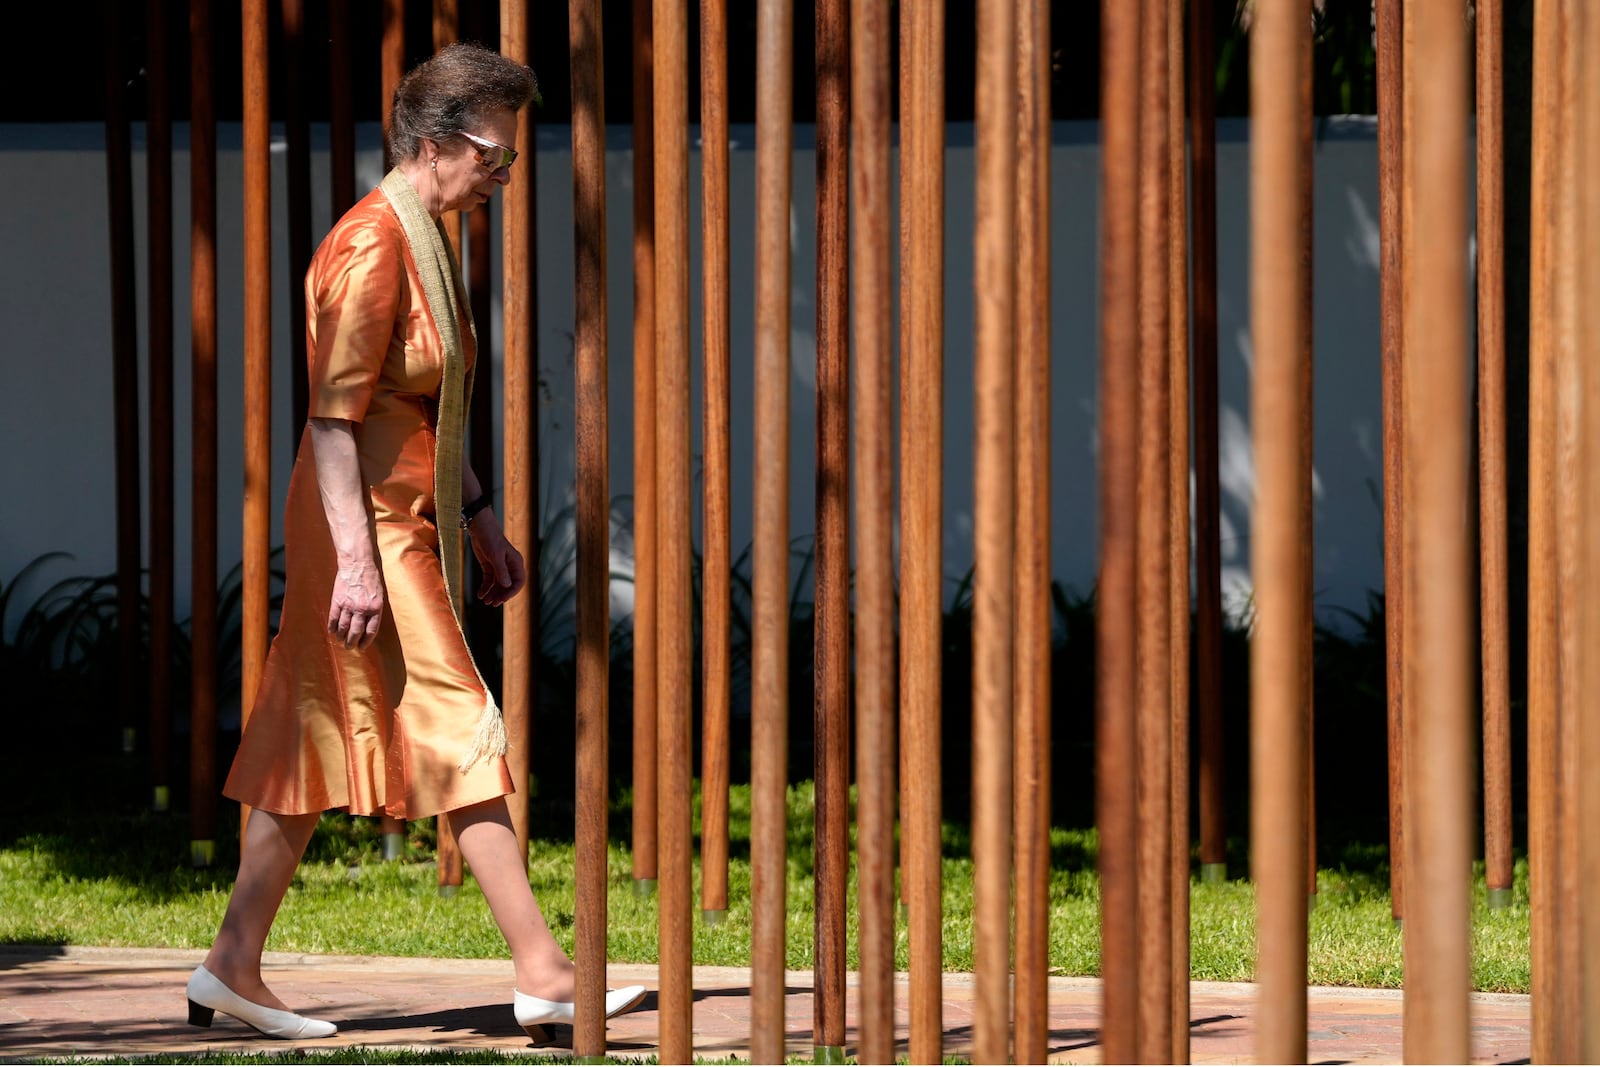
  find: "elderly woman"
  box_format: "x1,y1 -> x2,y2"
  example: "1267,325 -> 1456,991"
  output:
185,42 -> 643,1041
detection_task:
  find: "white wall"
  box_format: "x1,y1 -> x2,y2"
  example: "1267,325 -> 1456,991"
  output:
0,117 -> 1452,634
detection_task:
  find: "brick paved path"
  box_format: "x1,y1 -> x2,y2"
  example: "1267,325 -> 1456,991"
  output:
0,946 -> 1530,1063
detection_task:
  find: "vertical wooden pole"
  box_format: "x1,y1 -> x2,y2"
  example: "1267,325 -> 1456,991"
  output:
569,0 -> 609,1052
973,0 -> 1018,1061
500,0 -> 534,866
1135,0 -> 1173,1055
1250,0 -> 1310,1058
241,0 -> 273,852
1014,0 -> 1051,1059
631,0 -> 660,898
283,0 -> 311,454
329,0 -> 355,220
1527,0 -> 1559,1047
751,0 -> 794,1060
188,0 -> 219,870
1166,0 -> 1191,1055
1375,0 -> 1405,924
103,0 -> 142,764
146,0 -> 176,816
1477,0 -> 1513,911
900,0 -> 945,1060
435,1 -> 463,260
850,0 -> 892,1059
1550,1 -> 1583,1056
653,0 -> 694,1058
382,0 -> 404,169
814,0 -> 851,1056
700,0 -> 732,925
1399,0 -> 1471,1059
1189,0 -> 1224,887
1577,4 -> 1600,1057
1097,0 -> 1142,1058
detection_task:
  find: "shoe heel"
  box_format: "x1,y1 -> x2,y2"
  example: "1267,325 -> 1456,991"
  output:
521,1022 -> 550,1043
188,999 -> 215,1028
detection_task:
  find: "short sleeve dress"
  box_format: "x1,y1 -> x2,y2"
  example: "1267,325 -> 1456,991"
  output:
224,187 -> 514,820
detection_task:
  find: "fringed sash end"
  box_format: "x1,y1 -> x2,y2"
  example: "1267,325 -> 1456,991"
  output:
457,692 -> 508,774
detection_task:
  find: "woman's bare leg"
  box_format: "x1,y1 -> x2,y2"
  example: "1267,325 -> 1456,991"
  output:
200,809 -> 320,1010
451,796 -> 575,999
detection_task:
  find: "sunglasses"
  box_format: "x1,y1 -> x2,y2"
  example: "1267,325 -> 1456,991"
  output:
461,131 -> 518,171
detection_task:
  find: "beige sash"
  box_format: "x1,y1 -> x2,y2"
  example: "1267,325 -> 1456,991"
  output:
379,168 -> 505,773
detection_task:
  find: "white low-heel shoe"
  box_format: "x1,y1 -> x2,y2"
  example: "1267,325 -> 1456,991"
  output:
513,985 -> 649,1038
186,965 -> 338,1040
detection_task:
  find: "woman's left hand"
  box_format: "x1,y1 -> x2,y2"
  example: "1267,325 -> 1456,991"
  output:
466,511 -> 527,606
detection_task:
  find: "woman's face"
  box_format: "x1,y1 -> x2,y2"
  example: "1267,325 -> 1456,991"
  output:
428,106 -> 519,214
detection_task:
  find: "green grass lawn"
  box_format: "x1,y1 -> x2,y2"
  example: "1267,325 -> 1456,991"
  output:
0,781 -> 1529,994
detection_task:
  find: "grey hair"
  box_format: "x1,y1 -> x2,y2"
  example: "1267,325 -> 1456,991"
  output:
386,41 -> 537,164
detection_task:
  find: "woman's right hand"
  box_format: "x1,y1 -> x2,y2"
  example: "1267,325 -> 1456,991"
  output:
329,559 -> 385,650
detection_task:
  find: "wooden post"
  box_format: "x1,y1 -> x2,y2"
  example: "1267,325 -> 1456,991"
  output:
328,0 -> 355,220
973,0 -> 1018,1061
813,0 -> 850,1058
1526,0 -> 1559,1048
850,0 -> 892,1058
103,0 -> 142,766
751,1 -> 795,1060
1014,0 -> 1052,1060
241,0 -> 272,853
900,0 -> 945,1059
1476,0 -> 1513,913
1576,4 -> 1600,1057
1399,0 -> 1471,1059
653,0 -> 694,1058
382,0 -> 404,169
1097,0 -> 1142,1059
146,0 -> 176,816
631,0 -> 659,898
500,0 -> 535,866
1549,1 -> 1583,1056
570,0 -> 609,1052
699,0 -> 732,926
188,0 -> 219,870
435,1 -> 462,260
1250,0 -> 1310,1058
1374,0 -> 1405,924
1166,0 -> 1191,1055
1189,0 -> 1225,888
1135,0 -> 1173,1055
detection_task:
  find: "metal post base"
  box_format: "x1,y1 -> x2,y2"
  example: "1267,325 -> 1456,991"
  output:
815,1044 -> 848,1064
190,839 -> 215,869
438,883 -> 460,899
701,909 -> 727,927
574,1057 -> 609,1065
1200,862 -> 1227,885
1393,916 -> 1403,930
382,832 -> 405,862
152,786 -> 170,813
122,727 -> 137,754
633,878 -> 657,897
1486,887 -> 1513,910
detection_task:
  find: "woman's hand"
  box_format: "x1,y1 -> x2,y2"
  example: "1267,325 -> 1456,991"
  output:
467,510 -> 527,606
329,560 -> 386,649
309,417 -> 386,650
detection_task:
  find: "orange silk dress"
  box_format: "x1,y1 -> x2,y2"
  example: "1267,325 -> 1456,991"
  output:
224,187 -> 513,820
